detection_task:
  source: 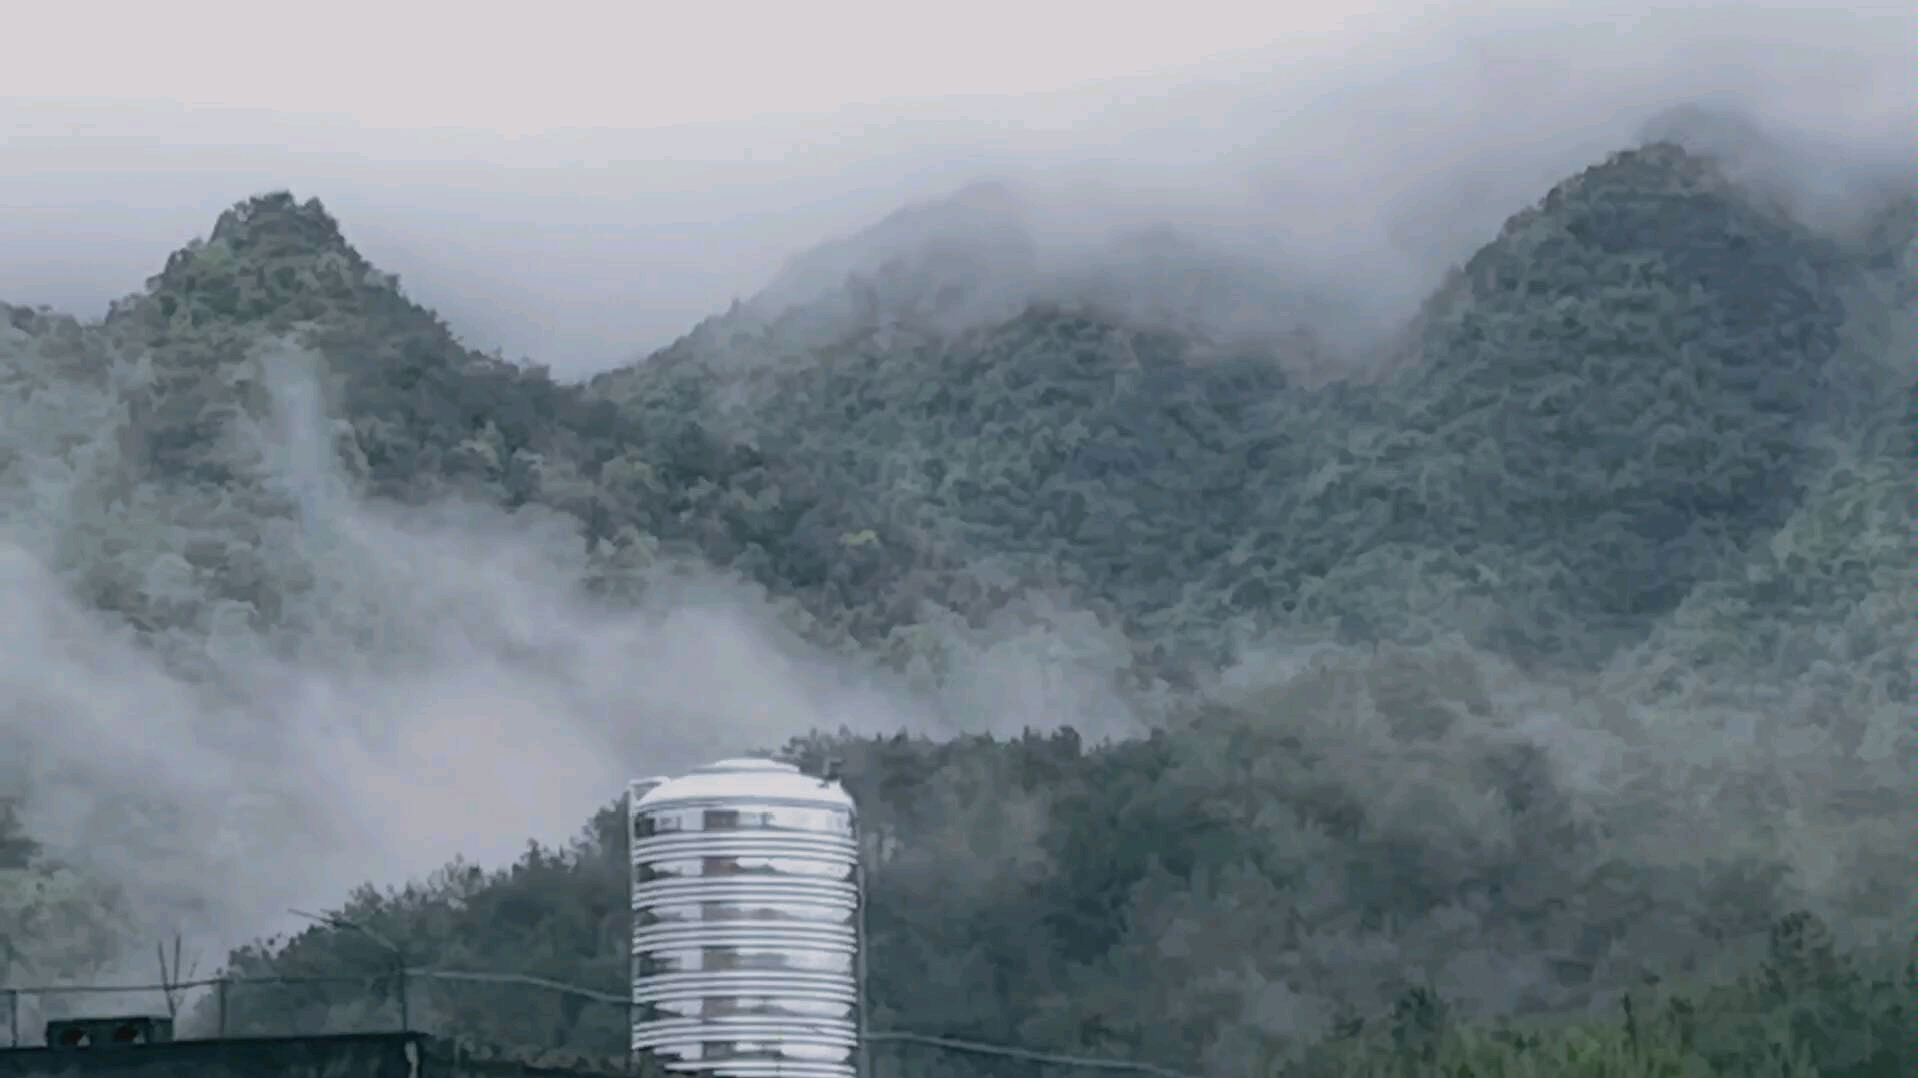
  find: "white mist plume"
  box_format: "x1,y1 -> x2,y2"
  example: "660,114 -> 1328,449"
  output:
0,331 -> 1143,977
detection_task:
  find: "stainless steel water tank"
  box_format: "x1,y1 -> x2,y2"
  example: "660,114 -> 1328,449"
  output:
629,758 -> 861,1078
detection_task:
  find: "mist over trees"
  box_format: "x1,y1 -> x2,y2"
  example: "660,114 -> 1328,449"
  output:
0,127 -> 1911,1077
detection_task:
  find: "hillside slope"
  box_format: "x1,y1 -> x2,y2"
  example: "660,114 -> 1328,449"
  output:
591,143 -> 1875,676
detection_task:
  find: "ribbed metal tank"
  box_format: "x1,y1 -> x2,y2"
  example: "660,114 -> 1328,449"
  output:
628,758 -> 862,1078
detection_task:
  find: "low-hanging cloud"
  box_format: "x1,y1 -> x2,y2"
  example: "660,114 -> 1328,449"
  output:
0,332 -> 1145,977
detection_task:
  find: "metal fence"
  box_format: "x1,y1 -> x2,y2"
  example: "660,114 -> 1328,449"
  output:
2,972 -> 1199,1078
2,968 -> 629,1047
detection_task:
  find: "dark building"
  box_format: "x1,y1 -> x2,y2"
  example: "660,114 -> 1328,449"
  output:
0,1020 -> 663,1078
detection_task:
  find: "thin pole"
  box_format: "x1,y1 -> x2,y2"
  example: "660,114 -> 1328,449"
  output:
396,959 -> 410,1032
6,989 -> 15,1048
216,978 -> 228,1037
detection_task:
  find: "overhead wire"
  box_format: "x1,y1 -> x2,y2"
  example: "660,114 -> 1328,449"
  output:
0,970 -> 1202,1077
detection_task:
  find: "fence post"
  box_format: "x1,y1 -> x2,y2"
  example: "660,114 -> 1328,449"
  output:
216,977 -> 228,1037
6,989 -> 15,1048
396,964 -> 409,1032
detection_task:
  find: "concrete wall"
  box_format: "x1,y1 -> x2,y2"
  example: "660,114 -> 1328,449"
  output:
0,1032 -> 660,1078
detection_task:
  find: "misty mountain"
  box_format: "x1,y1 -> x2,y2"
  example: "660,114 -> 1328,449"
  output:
103,193 -> 637,503
585,144 -> 1887,676
754,179 -> 1041,316
0,136 -> 1911,1076
615,178 -> 1376,399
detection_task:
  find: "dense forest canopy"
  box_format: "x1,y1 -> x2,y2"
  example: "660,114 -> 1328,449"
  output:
0,137 -> 1912,1077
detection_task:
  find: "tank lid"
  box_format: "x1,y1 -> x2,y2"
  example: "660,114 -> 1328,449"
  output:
634,757 -> 854,812
628,775 -> 673,797
691,757 -> 798,775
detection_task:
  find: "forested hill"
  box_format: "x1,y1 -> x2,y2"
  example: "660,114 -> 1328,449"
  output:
586,142 -> 1885,674
0,141 -> 1911,1076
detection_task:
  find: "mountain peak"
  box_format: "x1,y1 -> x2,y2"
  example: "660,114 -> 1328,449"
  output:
1456,137 -> 1832,302
753,180 -> 1038,316
126,191 -> 398,331
206,191 -> 355,261
1522,141 -> 1725,229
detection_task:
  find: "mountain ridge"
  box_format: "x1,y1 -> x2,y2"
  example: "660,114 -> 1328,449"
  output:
4,138 -> 1902,671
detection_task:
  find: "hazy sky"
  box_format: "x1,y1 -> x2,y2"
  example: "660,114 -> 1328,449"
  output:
3,1 -> 1911,373
10,1 -> 1389,132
